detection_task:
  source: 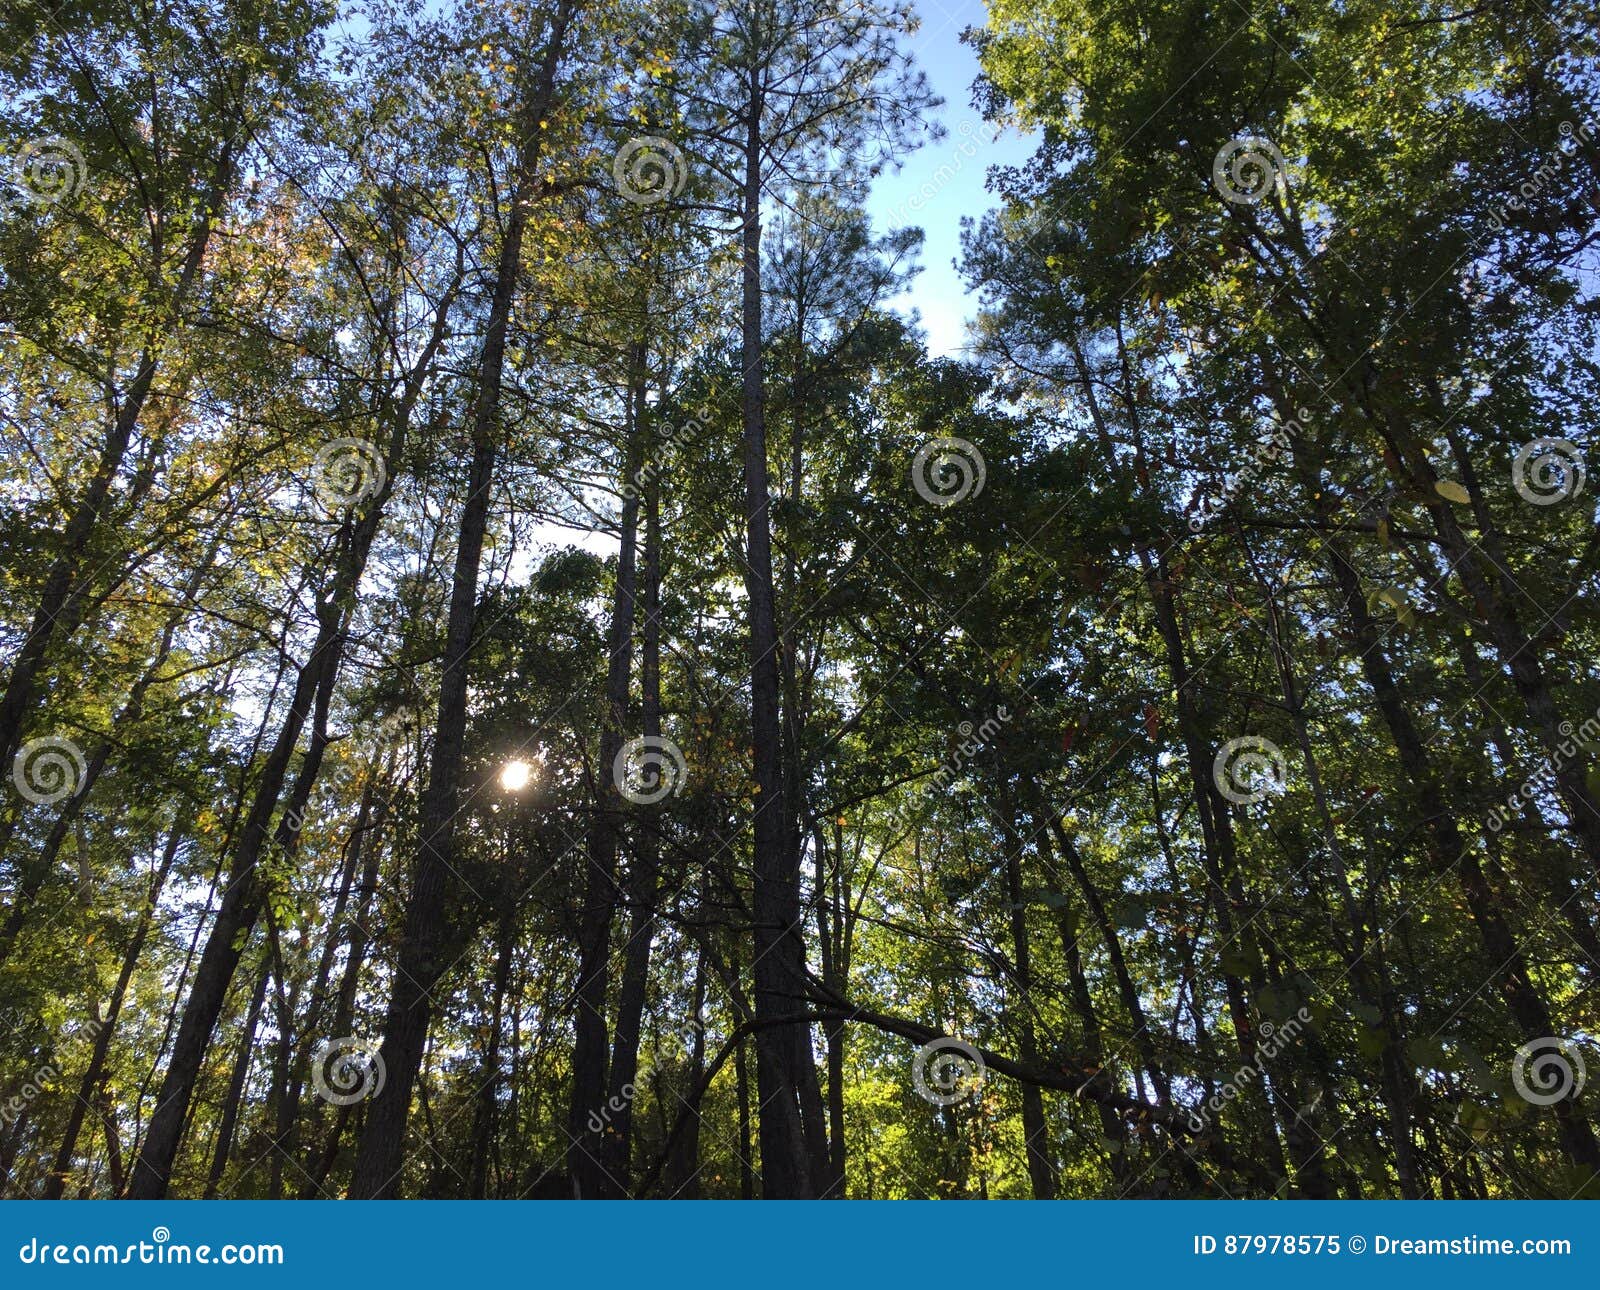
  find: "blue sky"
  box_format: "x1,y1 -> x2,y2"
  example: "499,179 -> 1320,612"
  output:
864,0 -> 1037,357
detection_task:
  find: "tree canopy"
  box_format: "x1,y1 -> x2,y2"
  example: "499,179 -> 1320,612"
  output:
0,0 -> 1597,1200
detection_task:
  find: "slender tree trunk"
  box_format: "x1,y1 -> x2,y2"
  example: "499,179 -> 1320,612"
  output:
1039,824 -> 1131,1191
45,819 -> 185,1198
0,141 -> 234,774
663,953 -> 707,1197
1237,527 -> 1419,1197
1255,379 -> 1600,1173
734,1034 -> 755,1201
1367,392 -> 1600,874
470,908 -> 517,1198
997,805 -> 1055,1199
272,779 -> 376,1185
202,966 -> 269,1199
569,352 -> 645,1197
602,399 -> 666,1188
132,193 -> 460,1201
738,31 -> 813,1199
349,2 -> 578,1198
1328,528 -> 1600,1171
128,594 -> 343,1197
814,824 -> 848,1196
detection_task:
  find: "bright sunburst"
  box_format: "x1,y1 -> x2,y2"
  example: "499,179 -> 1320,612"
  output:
498,759 -> 535,792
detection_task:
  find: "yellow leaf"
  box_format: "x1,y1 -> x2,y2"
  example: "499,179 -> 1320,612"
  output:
1434,480 -> 1471,504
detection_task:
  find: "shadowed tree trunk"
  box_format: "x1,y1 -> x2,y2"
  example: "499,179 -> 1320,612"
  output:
737,21 -> 814,1198
202,965 -> 269,1199
603,407 -> 665,1189
569,349 -> 645,1198
45,818 -> 186,1199
349,1 -> 579,1198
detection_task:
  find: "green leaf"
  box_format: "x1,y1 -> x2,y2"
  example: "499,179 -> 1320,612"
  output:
1356,1024 -> 1388,1059
1220,946 -> 1254,978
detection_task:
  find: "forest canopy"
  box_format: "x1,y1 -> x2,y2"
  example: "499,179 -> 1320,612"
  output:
0,0 -> 1597,1200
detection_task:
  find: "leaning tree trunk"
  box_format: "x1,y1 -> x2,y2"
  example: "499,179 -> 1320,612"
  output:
44,818 -> 186,1198
126,240 -> 457,1198
202,966 -> 269,1200
126,613 -> 339,1198
0,143 -> 234,776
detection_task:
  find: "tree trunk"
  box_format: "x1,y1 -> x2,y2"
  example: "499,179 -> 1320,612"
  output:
45,818 -> 185,1198
128,592 -> 344,1197
602,395 -> 666,1188
349,1 -> 578,1198
469,908 -> 517,1198
998,808 -> 1055,1199
738,31 -> 813,1199
569,351 -> 645,1198
202,966 -> 269,1199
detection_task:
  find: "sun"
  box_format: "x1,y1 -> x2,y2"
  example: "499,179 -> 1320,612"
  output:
498,759 -> 535,792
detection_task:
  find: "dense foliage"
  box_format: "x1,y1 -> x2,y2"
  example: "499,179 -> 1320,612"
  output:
1,0 -> 1596,1199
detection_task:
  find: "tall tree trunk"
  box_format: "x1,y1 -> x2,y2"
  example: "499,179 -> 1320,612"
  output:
1259,379 -> 1600,1174
1237,527 -> 1418,1197
124,237 -> 455,1197
469,907 -> 517,1198
128,595 -> 343,1197
602,398 -> 665,1188
349,2 -> 578,1198
569,351 -> 645,1197
1365,388 -> 1600,874
0,142 -> 234,774
663,953 -> 707,1197
45,818 -> 185,1198
272,778 -> 378,1186
734,1033 -> 755,1201
738,29 -> 813,1200
1324,523 -> 1600,1171
814,823 -> 848,1196
997,803 -> 1055,1199
202,966 -> 269,1199
1038,819 -> 1131,1191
